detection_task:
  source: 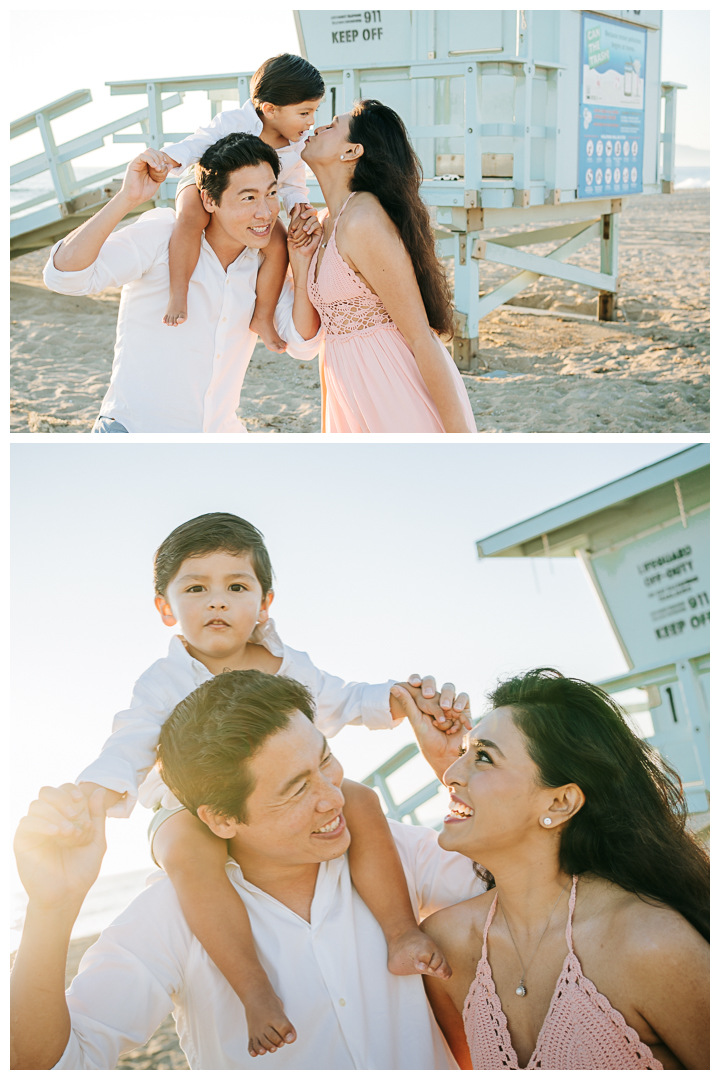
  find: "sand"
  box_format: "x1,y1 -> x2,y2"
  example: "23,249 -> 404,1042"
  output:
10,189 -> 708,433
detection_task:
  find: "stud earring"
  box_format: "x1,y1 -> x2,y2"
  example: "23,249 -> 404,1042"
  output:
340,154 -> 345,160
543,817 -> 552,826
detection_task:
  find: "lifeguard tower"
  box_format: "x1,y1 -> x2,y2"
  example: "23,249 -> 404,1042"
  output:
475,445 -> 710,813
11,10 -> 684,368
294,9 -> 684,367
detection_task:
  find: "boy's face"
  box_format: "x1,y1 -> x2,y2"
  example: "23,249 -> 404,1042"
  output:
156,550 -> 272,662
263,99 -> 324,143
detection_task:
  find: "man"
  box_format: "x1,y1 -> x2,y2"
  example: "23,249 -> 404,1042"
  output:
11,671 -> 480,1070
42,135 -> 321,433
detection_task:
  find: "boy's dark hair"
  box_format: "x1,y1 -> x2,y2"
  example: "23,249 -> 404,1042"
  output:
195,133 -> 279,204
250,53 -> 324,115
153,511 -> 273,598
158,670 -> 315,822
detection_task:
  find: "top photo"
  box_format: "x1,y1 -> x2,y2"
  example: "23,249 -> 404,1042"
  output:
10,8 -> 709,434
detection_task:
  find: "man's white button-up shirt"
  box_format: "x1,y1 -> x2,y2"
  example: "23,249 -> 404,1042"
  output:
42,209 -> 322,433
53,820 -> 484,1070
76,619 -> 399,817
163,99 -> 310,216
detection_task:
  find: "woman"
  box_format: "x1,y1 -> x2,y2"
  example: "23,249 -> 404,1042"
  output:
296,100 -> 476,433
393,669 -> 709,1070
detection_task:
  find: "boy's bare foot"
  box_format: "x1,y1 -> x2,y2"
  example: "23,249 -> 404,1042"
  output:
163,294 -> 188,327
245,988 -> 297,1058
387,926 -> 452,980
250,311 -> 287,353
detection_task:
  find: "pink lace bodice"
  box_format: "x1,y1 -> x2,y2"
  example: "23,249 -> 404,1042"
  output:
463,877 -> 663,1070
307,193 -> 397,339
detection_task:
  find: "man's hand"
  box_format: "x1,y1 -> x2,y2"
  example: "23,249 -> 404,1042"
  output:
118,149 -> 170,208
14,784 -> 107,915
390,685 -> 467,784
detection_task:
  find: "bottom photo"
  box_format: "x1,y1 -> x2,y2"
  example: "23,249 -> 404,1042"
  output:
10,441 -> 709,1071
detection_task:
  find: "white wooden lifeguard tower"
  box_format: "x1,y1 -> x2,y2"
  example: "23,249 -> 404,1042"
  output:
475,444 -> 710,814
293,9 -> 684,367
11,9 -> 684,369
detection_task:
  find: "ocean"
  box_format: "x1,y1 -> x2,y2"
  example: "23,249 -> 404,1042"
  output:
10,866 -> 157,954
11,164 -> 710,213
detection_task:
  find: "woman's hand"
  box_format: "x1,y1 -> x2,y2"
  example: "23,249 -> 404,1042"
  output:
287,225 -> 322,276
390,684 -> 467,783
289,203 -> 321,248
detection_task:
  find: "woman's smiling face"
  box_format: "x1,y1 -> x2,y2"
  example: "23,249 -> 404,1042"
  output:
301,112 -> 353,166
439,706 -> 549,860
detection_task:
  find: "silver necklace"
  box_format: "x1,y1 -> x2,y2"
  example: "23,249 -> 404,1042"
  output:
497,880 -> 570,998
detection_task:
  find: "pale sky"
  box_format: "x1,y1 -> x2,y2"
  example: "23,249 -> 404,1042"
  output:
11,441 -> 689,883
9,5 -> 710,179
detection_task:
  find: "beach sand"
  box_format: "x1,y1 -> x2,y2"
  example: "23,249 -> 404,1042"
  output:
10,190 -> 708,433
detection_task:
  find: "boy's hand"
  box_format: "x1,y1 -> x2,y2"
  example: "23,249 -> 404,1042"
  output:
78,782 -> 125,812
159,150 -> 181,171
390,675 -> 471,734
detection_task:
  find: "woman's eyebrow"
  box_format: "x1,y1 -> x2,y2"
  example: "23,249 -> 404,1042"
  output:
471,737 -> 506,759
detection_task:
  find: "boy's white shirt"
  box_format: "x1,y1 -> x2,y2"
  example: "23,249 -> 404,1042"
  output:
76,619 -> 399,818
162,99 -> 311,216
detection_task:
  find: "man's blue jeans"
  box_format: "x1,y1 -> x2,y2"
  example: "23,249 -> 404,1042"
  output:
92,416 -> 129,433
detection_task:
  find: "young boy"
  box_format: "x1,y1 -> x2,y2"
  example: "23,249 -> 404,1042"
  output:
74,512 -> 470,1058
159,54 -> 323,351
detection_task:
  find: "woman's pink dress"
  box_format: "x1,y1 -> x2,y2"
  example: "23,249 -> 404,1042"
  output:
307,193 -> 477,433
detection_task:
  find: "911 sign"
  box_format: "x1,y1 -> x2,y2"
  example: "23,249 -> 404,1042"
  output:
591,509 -> 710,670
297,9 -> 412,68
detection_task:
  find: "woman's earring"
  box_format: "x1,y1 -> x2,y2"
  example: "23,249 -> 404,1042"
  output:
340,154 -> 345,160
543,817 -> 552,826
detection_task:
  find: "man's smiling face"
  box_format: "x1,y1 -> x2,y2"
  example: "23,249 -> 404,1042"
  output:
225,711 -> 349,869
202,162 -> 280,250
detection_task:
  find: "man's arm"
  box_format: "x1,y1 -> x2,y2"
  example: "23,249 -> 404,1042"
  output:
12,786 -> 184,1071
11,786 -> 106,1069
51,150 -> 168,273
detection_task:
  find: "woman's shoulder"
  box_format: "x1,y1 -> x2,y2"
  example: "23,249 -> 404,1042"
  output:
342,192 -> 397,236
423,887 -> 496,944
578,874 -> 708,961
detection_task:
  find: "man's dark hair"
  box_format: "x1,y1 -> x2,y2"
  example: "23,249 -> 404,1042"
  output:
195,133 -> 279,204
158,670 -> 316,822
153,511 -> 273,597
250,53 -> 324,116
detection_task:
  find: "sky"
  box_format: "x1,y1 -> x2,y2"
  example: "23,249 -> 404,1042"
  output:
9,5 -> 710,183
10,440 -> 691,887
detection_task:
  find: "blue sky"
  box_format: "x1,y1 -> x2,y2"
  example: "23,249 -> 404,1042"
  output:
11,441 -> 690,879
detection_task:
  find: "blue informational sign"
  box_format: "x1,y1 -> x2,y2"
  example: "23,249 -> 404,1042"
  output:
578,13 -> 647,199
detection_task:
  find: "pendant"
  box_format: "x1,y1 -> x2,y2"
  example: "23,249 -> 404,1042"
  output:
516,982 -> 527,997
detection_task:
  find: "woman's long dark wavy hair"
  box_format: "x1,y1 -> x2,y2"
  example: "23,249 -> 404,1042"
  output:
347,100 -> 453,338
480,668 -> 709,942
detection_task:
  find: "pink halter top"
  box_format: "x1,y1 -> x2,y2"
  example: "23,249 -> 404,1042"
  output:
307,192 -> 398,339
463,876 -> 663,1070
